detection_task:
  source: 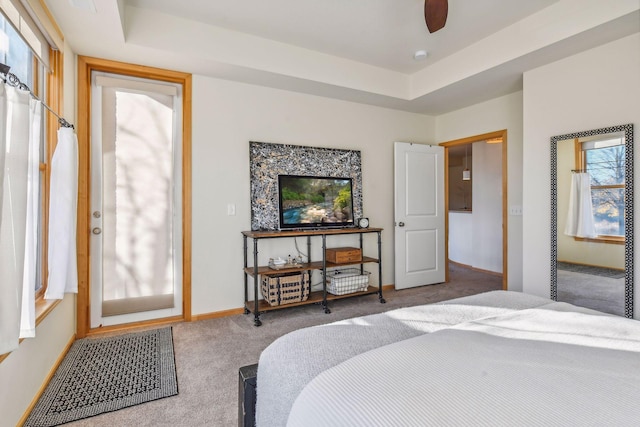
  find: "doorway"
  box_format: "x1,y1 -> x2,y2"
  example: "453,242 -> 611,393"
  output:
76,57 -> 192,337
440,130 -> 508,290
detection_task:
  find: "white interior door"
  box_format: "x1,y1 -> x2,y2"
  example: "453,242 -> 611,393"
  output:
394,142 -> 445,289
89,72 -> 183,328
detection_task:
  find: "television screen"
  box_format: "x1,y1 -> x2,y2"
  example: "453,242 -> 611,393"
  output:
278,175 -> 355,229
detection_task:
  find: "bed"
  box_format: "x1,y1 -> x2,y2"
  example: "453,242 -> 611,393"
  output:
253,291 -> 640,426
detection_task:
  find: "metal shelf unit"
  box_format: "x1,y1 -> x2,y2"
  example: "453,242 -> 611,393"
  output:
242,227 -> 384,326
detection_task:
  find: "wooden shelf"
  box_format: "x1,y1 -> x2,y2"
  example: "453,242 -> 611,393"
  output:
245,286 -> 380,312
243,256 -> 380,277
243,262 -> 321,276
242,227 -> 382,239
326,256 -> 379,268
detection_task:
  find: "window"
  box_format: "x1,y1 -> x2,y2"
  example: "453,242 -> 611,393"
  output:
0,14 -> 33,84
0,13 -> 46,296
577,136 -> 625,242
0,0 -> 63,360
0,4 -> 59,306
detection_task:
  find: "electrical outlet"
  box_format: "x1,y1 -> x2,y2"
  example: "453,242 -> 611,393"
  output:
509,205 -> 523,216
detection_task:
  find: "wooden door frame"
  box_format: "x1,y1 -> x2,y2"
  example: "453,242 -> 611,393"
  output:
439,130 -> 508,290
76,56 -> 192,337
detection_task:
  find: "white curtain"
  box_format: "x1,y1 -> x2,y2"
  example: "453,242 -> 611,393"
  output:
46,127 -> 78,299
565,172 -> 597,238
0,85 -> 39,354
20,100 -> 42,338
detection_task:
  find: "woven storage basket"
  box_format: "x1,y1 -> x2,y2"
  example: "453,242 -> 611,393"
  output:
326,268 -> 370,295
261,272 -> 310,306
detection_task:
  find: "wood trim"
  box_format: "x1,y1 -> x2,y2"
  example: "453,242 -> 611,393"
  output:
192,283 -> 397,321
574,138 -> 583,170
31,0 -> 65,50
41,48 -> 63,298
84,316 -> 184,337
443,145 -> 450,283
574,236 -> 625,245
439,130 -> 505,147
182,74 -> 193,322
76,56 -> 192,337
440,129 -> 509,290
502,130 -> 508,290
17,333 -> 76,426
449,260 -> 503,277
591,184 -> 625,190
76,56 -> 91,338
192,308 -> 247,322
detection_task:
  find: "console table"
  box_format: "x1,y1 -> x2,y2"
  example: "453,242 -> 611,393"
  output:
242,228 -> 385,326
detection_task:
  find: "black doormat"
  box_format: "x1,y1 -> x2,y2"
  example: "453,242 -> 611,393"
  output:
25,327 -> 178,427
557,262 -> 625,279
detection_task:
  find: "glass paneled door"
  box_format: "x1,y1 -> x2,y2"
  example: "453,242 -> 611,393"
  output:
90,72 -> 183,327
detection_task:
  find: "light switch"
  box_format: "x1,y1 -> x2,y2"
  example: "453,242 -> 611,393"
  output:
227,203 -> 236,216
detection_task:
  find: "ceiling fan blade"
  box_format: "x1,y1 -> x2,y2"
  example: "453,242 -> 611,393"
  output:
424,0 -> 448,33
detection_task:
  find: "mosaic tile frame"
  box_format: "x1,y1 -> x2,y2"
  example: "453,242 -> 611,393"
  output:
550,123 -> 634,318
249,141 -> 363,231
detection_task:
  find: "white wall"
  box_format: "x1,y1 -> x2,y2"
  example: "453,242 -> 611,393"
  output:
436,92 -> 524,290
0,296 -> 75,425
449,212 -> 473,265
522,33 -> 640,317
191,75 -> 434,314
472,141 -> 503,273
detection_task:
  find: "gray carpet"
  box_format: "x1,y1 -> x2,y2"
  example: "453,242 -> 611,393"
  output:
557,261 -> 625,279
62,263 -> 502,427
557,269 -> 624,316
25,328 -> 177,427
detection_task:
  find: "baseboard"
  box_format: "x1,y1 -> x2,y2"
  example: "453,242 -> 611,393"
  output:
449,260 -> 503,277
192,307 -> 247,321
193,284 -> 395,321
86,315 -> 184,337
19,333 -> 76,426
557,259 -> 624,272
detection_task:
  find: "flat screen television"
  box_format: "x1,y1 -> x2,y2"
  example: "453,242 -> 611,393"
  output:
278,175 -> 355,229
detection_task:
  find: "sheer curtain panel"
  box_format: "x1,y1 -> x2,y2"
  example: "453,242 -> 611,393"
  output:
564,172 -> 597,238
0,85 -> 40,354
46,127 -> 78,299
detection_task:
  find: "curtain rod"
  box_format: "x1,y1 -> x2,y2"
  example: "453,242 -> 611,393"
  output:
0,62 -> 74,129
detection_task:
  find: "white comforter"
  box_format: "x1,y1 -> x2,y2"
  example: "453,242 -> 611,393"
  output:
287,304 -> 640,426
256,291 -> 555,427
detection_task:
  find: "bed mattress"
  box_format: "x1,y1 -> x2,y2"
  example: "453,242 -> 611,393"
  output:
256,291 -> 567,426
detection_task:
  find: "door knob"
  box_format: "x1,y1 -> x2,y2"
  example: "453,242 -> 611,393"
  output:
398,222 -> 405,227
92,227 -> 102,235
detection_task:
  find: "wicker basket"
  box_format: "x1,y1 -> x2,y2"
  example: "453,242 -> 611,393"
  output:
326,268 -> 370,295
261,272 -> 310,306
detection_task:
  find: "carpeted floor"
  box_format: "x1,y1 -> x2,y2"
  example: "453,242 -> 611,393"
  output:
557,269 -> 624,316
26,328 -> 177,427
62,263 -> 502,427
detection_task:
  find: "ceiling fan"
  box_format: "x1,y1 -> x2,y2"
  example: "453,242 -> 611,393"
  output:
424,0 -> 448,33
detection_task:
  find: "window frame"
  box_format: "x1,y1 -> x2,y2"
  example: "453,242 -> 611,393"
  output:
34,47 -> 64,319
